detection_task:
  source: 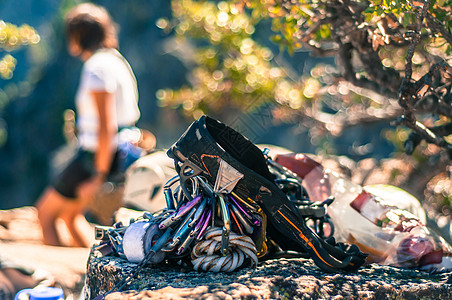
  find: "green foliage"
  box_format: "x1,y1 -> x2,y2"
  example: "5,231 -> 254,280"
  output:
157,0 -> 312,119
0,21 -> 40,79
0,20 -> 40,147
245,0 -> 451,54
160,0 -> 452,158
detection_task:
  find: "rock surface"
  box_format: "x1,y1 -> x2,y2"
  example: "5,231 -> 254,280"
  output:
85,249 -> 452,300
0,206 -> 91,299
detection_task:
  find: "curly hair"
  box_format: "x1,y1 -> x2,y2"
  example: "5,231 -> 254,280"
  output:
65,3 -> 118,52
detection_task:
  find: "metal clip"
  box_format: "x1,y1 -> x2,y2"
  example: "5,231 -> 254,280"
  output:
178,159 -> 204,201
108,230 -> 125,257
95,226 -> 111,240
190,177 -> 200,199
197,176 -> 215,198
196,208 -> 212,241
172,198 -> 209,253
229,202 -> 253,234
159,194 -> 203,230
188,198 -> 208,228
229,193 -> 260,226
164,188 -> 175,210
230,191 -> 259,212
176,227 -> 197,255
162,207 -> 197,252
218,194 -> 230,256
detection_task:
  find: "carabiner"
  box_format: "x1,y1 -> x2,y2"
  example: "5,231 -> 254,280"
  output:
230,192 -> 259,213
229,207 -> 244,235
163,188 -> 176,210
197,176 -> 215,198
188,198 -> 208,228
229,202 -> 253,235
196,209 -> 212,241
176,225 -> 199,255
229,194 -> 260,226
218,194 -> 231,256
162,206 -> 197,251
159,194 -> 203,230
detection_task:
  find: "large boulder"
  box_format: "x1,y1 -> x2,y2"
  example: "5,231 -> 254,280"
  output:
85,249 -> 452,300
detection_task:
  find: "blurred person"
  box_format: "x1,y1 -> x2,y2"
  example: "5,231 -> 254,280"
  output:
36,3 -> 143,247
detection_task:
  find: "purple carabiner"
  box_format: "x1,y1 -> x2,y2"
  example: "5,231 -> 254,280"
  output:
196,209 -> 212,240
175,194 -> 202,219
229,194 -> 260,226
159,194 -> 203,230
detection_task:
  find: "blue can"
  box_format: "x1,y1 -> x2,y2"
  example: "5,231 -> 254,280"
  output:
15,287 -> 64,300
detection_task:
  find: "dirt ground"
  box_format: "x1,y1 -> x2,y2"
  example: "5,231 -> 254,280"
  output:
0,203 -> 150,300
0,206 -> 92,300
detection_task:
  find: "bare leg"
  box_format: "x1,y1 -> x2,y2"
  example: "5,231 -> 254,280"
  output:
36,187 -> 94,247
60,201 -> 94,248
36,188 -> 66,246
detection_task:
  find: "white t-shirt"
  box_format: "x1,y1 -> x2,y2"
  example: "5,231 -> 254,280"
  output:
76,48 -> 140,151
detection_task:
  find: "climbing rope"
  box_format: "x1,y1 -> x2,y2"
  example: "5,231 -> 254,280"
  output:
191,227 -> 258,272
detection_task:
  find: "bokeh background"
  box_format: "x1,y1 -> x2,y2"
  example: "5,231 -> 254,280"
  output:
0,0 -> 418,210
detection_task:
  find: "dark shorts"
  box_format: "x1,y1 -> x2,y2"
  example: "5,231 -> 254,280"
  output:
53,149 -> 120,199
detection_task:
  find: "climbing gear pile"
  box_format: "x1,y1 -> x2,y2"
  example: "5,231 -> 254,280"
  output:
95,171 -> 263,273
93,115 -> 369,296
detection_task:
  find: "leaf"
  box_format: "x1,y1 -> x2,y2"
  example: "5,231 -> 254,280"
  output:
401,13 -> 413,27
446,44 -> 452,56
376,6 -> 384,15
365,6 -> 377,13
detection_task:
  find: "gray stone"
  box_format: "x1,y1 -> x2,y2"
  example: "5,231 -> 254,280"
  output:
85,248 -> 452,299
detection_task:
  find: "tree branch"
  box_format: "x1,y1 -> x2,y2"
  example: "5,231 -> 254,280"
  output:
426,13 -> 452,45
398,0 -> 432,124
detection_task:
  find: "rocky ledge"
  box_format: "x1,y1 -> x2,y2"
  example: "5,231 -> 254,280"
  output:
85,249 -> 452,300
